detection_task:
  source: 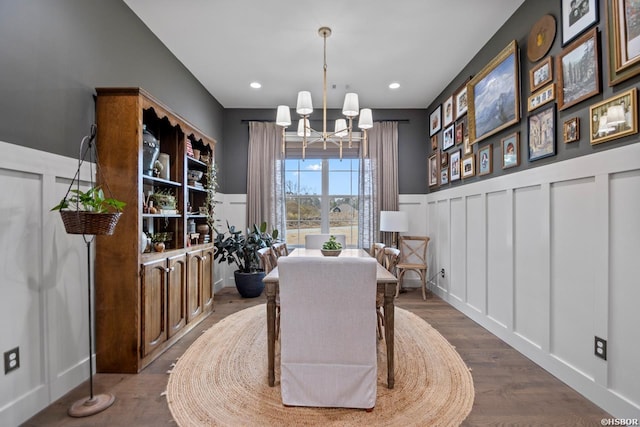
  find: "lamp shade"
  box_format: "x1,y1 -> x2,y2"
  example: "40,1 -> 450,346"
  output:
379,211 -> 408,232
358,108 -> 373,129
296,91 -> 313,115
276,105 -> 292,127
297,118 -> 311,136
342,93 -> 360,117
334,118 -> 348,137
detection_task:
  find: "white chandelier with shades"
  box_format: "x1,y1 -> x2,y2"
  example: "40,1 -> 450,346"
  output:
275,26 -> 373,159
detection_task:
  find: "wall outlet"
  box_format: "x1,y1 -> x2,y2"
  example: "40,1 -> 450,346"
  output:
440,268 -> 445,278
594,336 -> 607,360
4,347 -> 19,374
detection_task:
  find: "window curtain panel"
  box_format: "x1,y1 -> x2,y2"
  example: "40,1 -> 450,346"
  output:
246,122 -> 286,236
358,121 -> 399,249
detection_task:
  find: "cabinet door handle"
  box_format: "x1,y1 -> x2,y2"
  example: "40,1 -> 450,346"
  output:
202,256 -> 207,261
164,267 -> 174,273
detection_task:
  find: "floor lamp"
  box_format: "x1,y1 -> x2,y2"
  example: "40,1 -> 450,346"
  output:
379,211 -> 408,248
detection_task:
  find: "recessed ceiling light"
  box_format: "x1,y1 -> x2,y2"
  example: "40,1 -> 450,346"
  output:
389,82 -> 400,89
250,82 -> 262,89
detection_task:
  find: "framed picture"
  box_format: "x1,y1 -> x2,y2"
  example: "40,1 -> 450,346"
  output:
462,154 -> 475,178
454,82 -> 469,119
429,105 -> 442,136
501,132 -> 520,169
428,152 -> 439,187
558,28 -> 599,110
477,144 -> 493,176
561,0 -> 599,46
468,40 -> 520,144
431,135 -> 438,150
442,124 -> 455,150
527,83 -> 555,112
530,56 -> 553,92
455,122 -> 464,145
528,104 -> 556,161
450,150 -> 461,181
589,87 -> 638,145
440,151 -> 449,168
443,96 -> 454,126
440,168 -> 449,185
563,117 -> 580,143
463,135 -> 472,155
606,0 -> 640,85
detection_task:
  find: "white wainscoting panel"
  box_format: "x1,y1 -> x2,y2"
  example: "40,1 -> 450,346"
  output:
426,141 -> 640,418
0,141 -> 93,426
513,184 -> 547,349
608,170 -> 640,406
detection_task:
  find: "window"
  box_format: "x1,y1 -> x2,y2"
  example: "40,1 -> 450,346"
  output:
284,158 -> 359,247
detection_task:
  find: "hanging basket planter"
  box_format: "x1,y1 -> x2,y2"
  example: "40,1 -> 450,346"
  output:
59,211 -> 122,236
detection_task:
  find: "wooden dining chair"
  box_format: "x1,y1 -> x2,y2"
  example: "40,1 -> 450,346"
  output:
396,236 -> 431,299
368,243 -> 386,340
271,241 -> 289,258
257,247 -> 276,273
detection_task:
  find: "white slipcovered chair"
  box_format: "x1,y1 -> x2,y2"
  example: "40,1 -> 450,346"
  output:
277,256 -> 378,409
304,234 -> 346,249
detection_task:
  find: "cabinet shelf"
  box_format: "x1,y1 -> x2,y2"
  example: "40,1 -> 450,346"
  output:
95,87 -> 216,374
143,175 -> 182,187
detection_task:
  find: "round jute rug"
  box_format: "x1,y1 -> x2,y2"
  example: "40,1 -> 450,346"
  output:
167,304 -> 474,426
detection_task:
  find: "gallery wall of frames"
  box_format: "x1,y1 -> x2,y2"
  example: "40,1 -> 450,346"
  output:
427,0 -> 640,191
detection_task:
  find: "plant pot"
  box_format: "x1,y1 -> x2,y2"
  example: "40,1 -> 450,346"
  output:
234,270 -> 266,298
321,249 -> 342,257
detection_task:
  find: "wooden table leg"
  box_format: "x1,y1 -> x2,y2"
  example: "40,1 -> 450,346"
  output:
384,283 -> 395,389
265,283 -> 276,387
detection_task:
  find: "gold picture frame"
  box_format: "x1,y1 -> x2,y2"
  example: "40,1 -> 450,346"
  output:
530,56 -> 553,92
468,40 -> 520,144
607,0 -> 640,85
527,83 -> 555,112
428,151 -> 439,187
462,154 -> 475,179
563,117 -> 580,143
557,28 -> 600,110
589,87 -> 638,145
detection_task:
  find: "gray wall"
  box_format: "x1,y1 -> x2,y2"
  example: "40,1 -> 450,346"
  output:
427,0 -> 640,191
221,108 -> 428,194
0,0 -> 224,160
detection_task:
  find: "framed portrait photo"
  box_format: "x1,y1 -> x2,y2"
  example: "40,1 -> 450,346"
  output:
440,151 -> 449,168
463,134 -> 472,155
442,124 -> 455,150
440,168 -> 449,185
478,144 -> 493,176
558,28 -> 600,110
563,117 -> 580,143
607,0 -> 640,85
449,150 -> 462,181
530,56 -> 553,92
429,105 -> 442,136
501,132 -> 520,169
527,83 -> 555,112
428,152 -> 439,187
468,40 -> 520,144
462,154 -> 475,179
528,104 -> 556,161
431,135 -> 438,150
443,96 -> 454,126
455,122 -> 464,145
454,83 -> 468,119
589,87 -> 638,145
561,0 -> 599,46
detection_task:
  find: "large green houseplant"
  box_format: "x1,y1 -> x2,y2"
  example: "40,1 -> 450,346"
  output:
213,221 -> 279,297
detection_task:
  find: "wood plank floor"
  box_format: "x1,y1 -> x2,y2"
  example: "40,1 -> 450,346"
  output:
23,287 -> 610,426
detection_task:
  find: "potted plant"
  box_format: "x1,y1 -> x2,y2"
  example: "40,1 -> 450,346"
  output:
51,186 -> 126,235
321,235 -> 343,256
213,221 -> 279,298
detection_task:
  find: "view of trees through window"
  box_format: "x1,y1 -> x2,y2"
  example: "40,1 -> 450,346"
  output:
284,158 -> 359,247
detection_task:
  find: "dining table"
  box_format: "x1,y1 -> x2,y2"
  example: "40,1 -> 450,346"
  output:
262,248 -> 398,389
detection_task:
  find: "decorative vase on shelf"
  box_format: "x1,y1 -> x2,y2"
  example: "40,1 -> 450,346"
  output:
157,153 -> 170,180
154,242 -> 165,253
142,125 -> 160,177
196,224 -> 210,243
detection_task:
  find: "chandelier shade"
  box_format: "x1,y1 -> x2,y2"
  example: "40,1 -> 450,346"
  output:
275,27 -> 373,159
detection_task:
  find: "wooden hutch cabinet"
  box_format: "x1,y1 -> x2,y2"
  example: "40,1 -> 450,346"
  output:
94,87 -> 216,373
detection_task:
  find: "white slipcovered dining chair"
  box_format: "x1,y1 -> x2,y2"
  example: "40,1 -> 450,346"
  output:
304,234 -> 346,249
277,256 -> 378,409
